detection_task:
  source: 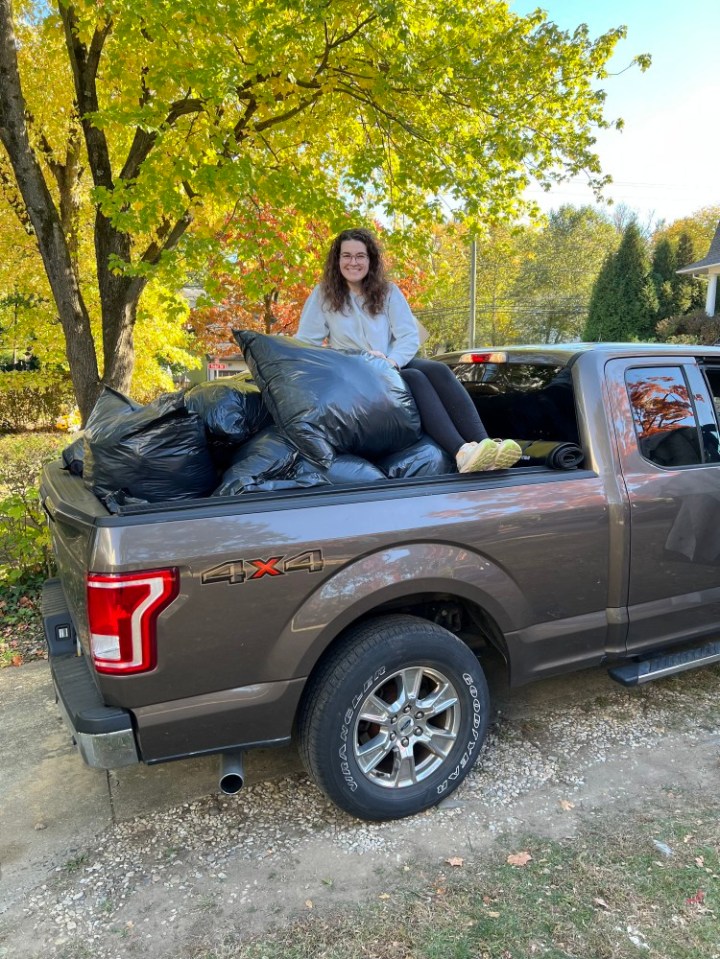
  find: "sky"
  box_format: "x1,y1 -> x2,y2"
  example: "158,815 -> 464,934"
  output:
510,0 -> 720,229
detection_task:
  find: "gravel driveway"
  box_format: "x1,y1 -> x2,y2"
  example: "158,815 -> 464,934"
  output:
1,659 -> 719,958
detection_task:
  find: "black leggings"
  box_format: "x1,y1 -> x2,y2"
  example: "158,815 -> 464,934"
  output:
400,357 -> 489,456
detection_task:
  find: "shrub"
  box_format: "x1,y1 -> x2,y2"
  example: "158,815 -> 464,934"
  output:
656,310 -> 720,345
0,432 -> 67,585
0,370 -> 76,432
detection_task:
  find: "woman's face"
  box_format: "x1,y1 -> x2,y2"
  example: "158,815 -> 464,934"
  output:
338,239 -> 370,291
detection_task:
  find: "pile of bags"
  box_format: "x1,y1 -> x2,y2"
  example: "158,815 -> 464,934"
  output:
63,332 -> 454,511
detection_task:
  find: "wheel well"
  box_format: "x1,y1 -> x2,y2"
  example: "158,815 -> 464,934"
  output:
300,591 -> 509,711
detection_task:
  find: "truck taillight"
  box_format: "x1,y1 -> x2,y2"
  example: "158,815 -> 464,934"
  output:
87,569 -> 179,674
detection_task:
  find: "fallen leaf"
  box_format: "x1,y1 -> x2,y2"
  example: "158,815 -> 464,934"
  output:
487,910 -> 500,918
446,856 -> 464,867
686,889 -> 705,905
695,857 -> 705,867
305,899 -> 313,909
559,800 -> 575,811
507,851 -> 532,867
10,654 -> 22,667
378,893 -> 391,900
593,897 -> 610,910
482,895 -> 492,904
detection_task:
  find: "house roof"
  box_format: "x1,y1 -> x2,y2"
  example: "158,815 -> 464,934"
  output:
676,221 -> 720,274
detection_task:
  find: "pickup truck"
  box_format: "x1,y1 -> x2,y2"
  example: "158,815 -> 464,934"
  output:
40,343 -> 720,822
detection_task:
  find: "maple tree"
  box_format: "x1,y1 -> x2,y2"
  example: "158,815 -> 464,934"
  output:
191,208 -> 431,357
190,206 -> 329,357
0,0 -> 645,420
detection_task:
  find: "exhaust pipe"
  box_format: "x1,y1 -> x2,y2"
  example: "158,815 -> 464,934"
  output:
219,751 -> 246,795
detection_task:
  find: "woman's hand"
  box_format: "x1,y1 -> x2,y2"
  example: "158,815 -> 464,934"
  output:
368,350 -> 399,369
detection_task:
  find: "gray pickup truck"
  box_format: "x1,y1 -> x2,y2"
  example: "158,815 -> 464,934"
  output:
40,343 -> 720,821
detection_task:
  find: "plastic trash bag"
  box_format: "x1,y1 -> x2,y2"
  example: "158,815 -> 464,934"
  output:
514,439 -> 584,470
83,387 -> 217,504
212,426 -> 329,496
294,453 -> 386,485
184,374 -> 270,444
233,331 -> 421,468
61,436 -> 85,476
375,435 -> 455,478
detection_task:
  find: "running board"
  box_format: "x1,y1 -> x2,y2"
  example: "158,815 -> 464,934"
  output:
608,640 -> 720,687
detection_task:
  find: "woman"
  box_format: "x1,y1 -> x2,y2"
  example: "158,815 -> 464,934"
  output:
297,228 -> 521,472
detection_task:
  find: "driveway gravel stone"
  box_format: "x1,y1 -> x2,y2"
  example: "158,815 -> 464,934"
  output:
1,659 -> 719,958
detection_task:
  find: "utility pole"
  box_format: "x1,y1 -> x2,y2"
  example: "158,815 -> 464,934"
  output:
468,238 -> 476,348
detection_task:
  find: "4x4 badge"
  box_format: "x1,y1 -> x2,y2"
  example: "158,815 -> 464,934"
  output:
201,549 -> 324,585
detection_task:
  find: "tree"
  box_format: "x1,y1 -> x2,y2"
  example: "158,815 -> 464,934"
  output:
674,232 -> 706,313
510,205 -> 617,343
650,237 -> 678,321
653,205 -> 720,255
190,206 -> 328,356
472,226 -> 527,346
584,221 -> 657,341
650,230 -> 705,328
0,0 -> 644,420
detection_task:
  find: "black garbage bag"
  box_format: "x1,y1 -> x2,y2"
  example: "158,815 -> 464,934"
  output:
376,435 -> 455,478
294,453 -> 386,485
61,436 -> 85,476
514,439 -> 584,470
83,387 -> 217,503
233,331 -> 421,468
184,374 -> 270,444
212,426 -> 329,496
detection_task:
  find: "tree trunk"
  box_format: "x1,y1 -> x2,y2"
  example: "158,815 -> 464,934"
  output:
94,207 -> 138,394
263,291 -> 277,334
0,0 -> 101,421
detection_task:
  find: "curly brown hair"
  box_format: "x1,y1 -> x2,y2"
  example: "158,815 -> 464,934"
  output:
320,228 -> 390,316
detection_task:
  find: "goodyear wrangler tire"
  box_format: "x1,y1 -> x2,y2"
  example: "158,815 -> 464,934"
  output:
297,615 -> 490,821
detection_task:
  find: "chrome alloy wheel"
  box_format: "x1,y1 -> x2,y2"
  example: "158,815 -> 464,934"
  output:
353,665 -> 462,789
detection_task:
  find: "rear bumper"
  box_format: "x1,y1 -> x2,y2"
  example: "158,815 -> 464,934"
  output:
43,579 -> 140,769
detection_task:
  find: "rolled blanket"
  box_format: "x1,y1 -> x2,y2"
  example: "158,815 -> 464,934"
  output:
515,440 -> 584,470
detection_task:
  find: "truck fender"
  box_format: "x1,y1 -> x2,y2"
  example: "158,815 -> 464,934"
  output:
278,542 -> 532,680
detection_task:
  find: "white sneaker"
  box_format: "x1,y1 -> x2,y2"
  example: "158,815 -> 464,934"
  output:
456,439 -> 499,472
456,438 -> 523,473
491,439 -> 522,469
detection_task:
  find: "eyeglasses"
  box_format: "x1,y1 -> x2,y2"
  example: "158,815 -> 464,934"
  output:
339,253 -> 369,263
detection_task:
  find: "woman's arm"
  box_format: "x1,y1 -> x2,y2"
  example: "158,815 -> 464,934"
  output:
386,284 -> 420,368
296,286 -> 329,346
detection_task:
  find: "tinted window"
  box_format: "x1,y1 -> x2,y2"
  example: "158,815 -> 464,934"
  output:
626,367 -> 702,467
452,362 -> 564,393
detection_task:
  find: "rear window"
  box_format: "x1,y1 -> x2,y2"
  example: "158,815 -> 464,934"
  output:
450,362 -> 564,394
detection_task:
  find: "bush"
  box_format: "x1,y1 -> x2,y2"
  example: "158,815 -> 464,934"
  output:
0,370 -> 76,431
656,310 -> 720,345
0,432 -> 67,584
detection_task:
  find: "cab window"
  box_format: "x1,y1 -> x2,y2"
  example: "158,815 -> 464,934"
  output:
625,366 -> 703,467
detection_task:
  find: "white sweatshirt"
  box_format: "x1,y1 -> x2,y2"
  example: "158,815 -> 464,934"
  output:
296,283 -> 420,368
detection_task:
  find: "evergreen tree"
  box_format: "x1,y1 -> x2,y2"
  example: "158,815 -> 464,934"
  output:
651,238 -> 677,321
584,222 -> 657,341
584,252 -> 616,341
675,232 -> 706,312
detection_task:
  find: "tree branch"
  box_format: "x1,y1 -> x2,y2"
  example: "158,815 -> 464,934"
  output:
60,5 -> 114,189
119,95 -> 205,181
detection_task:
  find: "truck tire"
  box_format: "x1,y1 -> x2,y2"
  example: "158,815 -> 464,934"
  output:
297,614 -> 490,821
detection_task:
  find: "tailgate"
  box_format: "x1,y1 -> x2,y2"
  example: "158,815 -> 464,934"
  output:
41,460 -> 108,653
